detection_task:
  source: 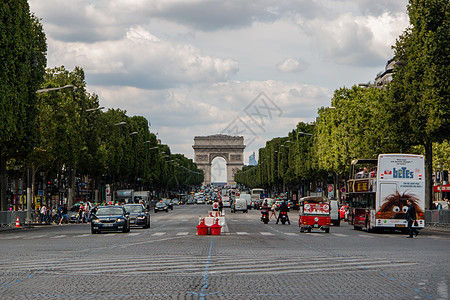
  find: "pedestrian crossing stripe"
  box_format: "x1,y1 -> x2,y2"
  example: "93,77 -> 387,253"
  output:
260,232 -> 274,235
236,232 -> 249,235
50,235 -> 67,239
152,232 -> 166,236
176,232 -> 189,236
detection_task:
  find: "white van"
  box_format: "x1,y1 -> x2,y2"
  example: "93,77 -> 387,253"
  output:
330,200 -> 340,226
231,198 -> 248,213
239,193 -> 252,209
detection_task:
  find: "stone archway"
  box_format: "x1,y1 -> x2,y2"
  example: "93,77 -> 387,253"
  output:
193,134 -> 245,186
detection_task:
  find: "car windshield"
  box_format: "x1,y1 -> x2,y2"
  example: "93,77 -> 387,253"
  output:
124,205 -> 144,213
96,207 -> 124,215
156,202 -> 166,207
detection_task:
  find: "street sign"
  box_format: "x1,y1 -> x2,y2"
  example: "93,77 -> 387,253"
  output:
316,187 -> 322,193
38,190 -> 44,197
340,187 -> 346,193
327,185 -> 334,192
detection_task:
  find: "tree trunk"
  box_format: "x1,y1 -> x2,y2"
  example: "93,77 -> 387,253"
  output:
0,150 -> 7,211
425,140 -> 433,210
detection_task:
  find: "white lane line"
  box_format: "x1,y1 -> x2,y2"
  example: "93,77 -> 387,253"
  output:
260,232 -> 274,236
284,233 -> 298,236
74,234 -> 90,238
0,235 -> 25,240
128,233 -> 141,236
24,235 -> 47,240
50,235 -> 67,239
332,233 -> 347,237
305,233 -> 322,236
176,232 -> 189,236
358,234 -> 374,238
236,232 -> 249,235
152,232 -> 166,236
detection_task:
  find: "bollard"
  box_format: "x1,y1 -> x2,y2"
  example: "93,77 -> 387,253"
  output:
210,219 -> 222,235
196,218 -> 208,235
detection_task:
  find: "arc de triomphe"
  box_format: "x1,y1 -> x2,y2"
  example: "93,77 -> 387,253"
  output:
193,134 -> 245,186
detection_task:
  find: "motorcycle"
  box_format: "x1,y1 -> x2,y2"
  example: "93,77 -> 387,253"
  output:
261,211 -> 269,224
279,211 -> 289,225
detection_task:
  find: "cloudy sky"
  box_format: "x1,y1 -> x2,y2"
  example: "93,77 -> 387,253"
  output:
29,0 -> 409,181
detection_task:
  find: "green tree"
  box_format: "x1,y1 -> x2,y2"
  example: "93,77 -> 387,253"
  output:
0,2 -> 47,210
387,0 -> 450,208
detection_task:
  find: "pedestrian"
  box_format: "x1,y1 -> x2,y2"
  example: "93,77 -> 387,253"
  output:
218,200 -> 223,216
269,202 -> 277,220
56,205 -> 62,223
406,199 -> 419,238
40,205 -> 47,224
59,204 -> 69,225
77,204 -> 84,223
84,201 -> 91,222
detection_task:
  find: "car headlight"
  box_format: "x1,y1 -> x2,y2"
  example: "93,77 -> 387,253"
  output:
116,218 -> 125,223
92,219 -> 100,224
137,216 -> 145,219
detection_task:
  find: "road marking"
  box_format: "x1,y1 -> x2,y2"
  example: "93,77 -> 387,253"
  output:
236,232 -> 249,235
305,233 -> 322,236
260,232 -> 274,236
152,232 -> 166,236
176,232 -> 189,236
358,234 -> 374,238
50,235 -> 67,239
128,233 -> 141,236
74,234 -> 90,238
23,235 -> 47,240
284,233 -> 297,236
0,235 -> 25,240
332,233 -> 347,237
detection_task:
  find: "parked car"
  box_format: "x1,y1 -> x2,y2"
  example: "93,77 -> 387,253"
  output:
154,201 -> 169,213
340,205 -> 349,221
123,204 -> 150,229
91,206 -> 130,234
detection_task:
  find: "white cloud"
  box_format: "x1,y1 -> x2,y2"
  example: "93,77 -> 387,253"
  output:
90,80 -> 331,161
297,11 -> 409,67
277,57 -> 310,73
48,26 -> 239,89
29,0 -> 410,168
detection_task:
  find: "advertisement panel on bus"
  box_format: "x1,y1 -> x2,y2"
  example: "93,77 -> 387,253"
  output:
375,154 -> 425,229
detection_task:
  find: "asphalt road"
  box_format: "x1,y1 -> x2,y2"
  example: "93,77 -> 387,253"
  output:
0,205 -> 449,299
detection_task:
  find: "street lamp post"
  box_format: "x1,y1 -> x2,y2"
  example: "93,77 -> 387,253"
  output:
26,84 -> 77,227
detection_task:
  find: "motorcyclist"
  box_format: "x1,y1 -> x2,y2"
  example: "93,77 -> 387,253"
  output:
260,201 -> 270,221
276,201 -> 290,224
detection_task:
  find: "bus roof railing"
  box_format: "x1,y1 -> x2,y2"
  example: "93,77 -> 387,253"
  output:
351,159 -> 377,165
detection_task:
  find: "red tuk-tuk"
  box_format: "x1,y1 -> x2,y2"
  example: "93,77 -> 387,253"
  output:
299,197 -> 331,233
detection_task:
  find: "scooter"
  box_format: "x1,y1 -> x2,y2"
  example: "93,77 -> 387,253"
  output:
279,211 -> 289,225
261,211 -> 269,224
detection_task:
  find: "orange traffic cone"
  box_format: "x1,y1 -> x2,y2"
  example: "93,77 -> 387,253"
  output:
15,217 -> 20,228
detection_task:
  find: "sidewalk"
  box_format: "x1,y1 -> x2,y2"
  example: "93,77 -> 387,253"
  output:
424,224 -> 450,234
0,222 -> 60,232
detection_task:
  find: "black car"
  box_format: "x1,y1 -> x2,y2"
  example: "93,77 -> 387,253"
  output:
154,201 -> 169,213
162,199 -> 173,210
91,206 -> 130,234
123,204 -> 150,229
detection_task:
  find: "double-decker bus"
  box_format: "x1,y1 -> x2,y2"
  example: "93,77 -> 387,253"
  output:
347,154 -> 425,232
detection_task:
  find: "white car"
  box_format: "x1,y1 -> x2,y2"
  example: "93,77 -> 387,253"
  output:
222,197 -> 231,207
